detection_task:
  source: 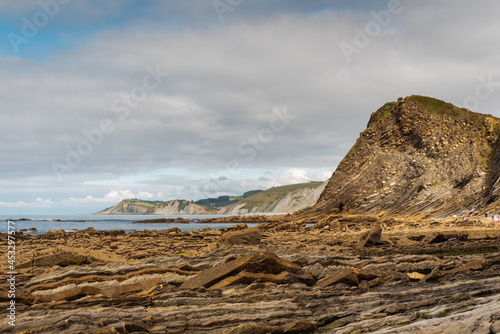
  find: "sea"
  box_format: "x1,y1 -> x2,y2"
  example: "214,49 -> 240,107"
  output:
0,214 -> 261,235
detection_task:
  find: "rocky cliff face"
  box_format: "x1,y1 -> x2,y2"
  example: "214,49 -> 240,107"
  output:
97,183 -> 326,215
307,95 -> 500,218
219,182 -> 327,215
154,200 -> 214,215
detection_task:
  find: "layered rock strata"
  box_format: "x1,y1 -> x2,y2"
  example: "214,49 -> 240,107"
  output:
307,95 -> 500,218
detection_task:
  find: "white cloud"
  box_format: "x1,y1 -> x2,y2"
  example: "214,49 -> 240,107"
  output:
0,201 -> 28,208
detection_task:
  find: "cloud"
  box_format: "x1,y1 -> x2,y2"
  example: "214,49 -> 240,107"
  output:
2,1 -> 500,213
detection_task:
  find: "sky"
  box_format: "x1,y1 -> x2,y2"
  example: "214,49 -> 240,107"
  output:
1,0 -> 500,214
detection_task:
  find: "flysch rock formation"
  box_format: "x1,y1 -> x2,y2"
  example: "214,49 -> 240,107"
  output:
305,95 -> 500,219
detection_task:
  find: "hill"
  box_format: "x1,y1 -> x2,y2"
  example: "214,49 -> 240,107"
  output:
95,182 -> 325,215
96,199 -> 215,215
218,182 -> 326,214
302,95 -> 500,219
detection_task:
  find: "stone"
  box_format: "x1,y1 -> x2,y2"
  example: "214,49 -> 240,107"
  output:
302,263 -> 325,278
209,271 -> 313,290
226,223 -> 248,230
315,268 -> 359,288
221,227 -> 261,246
407,272 -> 425,280
423,231 -> 468,243
225,322 -> 283,334
422,267 -> 443,281
356,225 -> 383,249
121,322 -> 150,333
44,229 -> 66,238
180,252 -> 301,289
283,320 -> 316,333
81,326 -> 120,334
18,246 -> 126,268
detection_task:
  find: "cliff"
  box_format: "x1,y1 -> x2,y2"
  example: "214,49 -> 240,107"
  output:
96,199 -> 215,215
96,182 -> 326,215
218,182 -> 326,215
305,95 -> 500,219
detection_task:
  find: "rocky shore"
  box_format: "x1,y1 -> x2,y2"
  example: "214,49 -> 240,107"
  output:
1,216 -> 499,333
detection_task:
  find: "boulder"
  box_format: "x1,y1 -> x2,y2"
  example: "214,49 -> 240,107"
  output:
44,229 -> 66,239
221,227 -> 261,246
315,268 -> 359,288
356,225 -> 383,249
423,231 -> 468,243
407,272 -> 426,280
180,252 -> 301,289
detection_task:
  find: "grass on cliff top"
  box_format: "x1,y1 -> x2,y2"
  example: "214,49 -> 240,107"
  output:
123,199 -> 163,208
409,95 -> 500,129
241,182 -> 324,209
366,102 -> 397,129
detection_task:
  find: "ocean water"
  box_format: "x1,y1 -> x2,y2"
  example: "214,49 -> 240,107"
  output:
0,215 -> 260,235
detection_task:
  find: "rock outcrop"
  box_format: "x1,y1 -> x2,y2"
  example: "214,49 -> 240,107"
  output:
306,95 -> 500,219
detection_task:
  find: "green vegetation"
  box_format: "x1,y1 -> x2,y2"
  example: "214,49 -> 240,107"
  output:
479,146 -> 495,166
367,102 -> 397,129
438,309 -> 450,318
243,190 -> 264,198
242,201 -> 265,210
177,200 -> 188,212
123,199 -> 164,206
409,95 -> 500,133
195,195 -> 244,209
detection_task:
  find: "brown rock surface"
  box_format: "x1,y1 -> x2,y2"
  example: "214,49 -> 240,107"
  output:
221,226 -> 261,246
